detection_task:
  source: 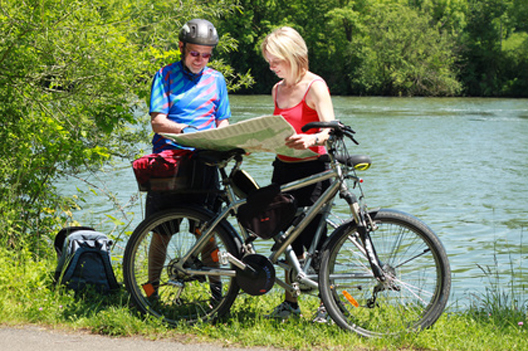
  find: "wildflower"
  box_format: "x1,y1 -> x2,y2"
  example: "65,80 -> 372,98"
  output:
39,307 -> 43,311
518,322 -> 524,326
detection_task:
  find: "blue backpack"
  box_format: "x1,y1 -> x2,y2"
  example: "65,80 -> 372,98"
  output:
54,227 -> 119,293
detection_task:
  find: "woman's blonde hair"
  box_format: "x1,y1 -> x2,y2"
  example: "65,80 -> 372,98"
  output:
261,27 -> 309,84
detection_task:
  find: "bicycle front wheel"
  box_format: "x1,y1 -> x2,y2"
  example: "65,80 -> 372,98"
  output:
123,206 -> 242,325
319,209 -> 451,337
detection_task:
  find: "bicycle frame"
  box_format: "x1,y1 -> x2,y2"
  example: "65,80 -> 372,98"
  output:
123,120 -> 451,334
173,146 -> 386,296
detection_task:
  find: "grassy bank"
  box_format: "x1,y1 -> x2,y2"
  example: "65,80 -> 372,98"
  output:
1,248 -> 526,351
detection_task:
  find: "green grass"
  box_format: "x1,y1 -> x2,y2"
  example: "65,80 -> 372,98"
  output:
1,248 -> 526,351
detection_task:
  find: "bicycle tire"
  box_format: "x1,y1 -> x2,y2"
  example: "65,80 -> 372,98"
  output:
123,206 -> 242,325
319,209 -> 451,337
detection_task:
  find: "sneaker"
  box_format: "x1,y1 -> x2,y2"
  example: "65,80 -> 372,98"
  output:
312,304 -> 329,323
265,301 -> 302,320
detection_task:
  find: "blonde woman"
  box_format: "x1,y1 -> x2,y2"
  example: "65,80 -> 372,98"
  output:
261,26 -> 335,321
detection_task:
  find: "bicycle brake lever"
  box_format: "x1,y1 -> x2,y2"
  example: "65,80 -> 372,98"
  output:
344,130 -> 359,145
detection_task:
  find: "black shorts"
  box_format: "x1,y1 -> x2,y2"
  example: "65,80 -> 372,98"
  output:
271,157 -> 330,256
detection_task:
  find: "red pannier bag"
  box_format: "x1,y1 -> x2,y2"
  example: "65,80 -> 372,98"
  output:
132,149 -> 193,192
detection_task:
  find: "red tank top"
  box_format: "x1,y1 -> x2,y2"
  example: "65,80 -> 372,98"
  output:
274,79 -> 327,162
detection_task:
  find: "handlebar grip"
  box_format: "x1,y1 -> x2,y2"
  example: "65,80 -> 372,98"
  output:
301,121 -> 342,133
302,121 -> 359,145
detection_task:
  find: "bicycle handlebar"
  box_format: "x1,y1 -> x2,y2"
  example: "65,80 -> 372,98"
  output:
301,121 -> 359,145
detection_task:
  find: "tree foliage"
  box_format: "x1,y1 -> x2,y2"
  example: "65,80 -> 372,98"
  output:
346,3 -> 462,96
0,0 -> 250,253
1,0 -> 526,255
218,0 -> 527,97
457,0 -> 528,96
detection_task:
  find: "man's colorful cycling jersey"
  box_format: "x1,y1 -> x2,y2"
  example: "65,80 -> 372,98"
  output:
149,61 -> 231,153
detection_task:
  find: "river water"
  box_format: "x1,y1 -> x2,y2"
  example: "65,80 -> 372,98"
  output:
67,95 -> 528,308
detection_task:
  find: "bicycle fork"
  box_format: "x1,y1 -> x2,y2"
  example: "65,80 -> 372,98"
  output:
341,189 -> 387,283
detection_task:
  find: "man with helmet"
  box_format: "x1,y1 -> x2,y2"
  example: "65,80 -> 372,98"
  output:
149,18 -> 230,151
145,19 -> 230,297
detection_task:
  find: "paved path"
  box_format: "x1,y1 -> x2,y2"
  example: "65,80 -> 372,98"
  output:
0,326 -> 278,351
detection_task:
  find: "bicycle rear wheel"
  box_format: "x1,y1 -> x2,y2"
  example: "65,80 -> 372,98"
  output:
123,206 -> 242,325
319,209 -> 451,337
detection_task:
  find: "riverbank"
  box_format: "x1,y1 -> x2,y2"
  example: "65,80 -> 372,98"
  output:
62,95 -> 528,306
1,248 -> 526,351
14,96 -> 528,350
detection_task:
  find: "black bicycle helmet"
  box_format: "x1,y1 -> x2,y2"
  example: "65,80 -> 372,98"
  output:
179,19 -> 219,47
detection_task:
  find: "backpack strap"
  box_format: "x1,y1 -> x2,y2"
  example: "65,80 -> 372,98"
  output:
54,226 -> 95,258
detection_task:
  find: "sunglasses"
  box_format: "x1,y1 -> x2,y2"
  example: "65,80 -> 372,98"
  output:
188,50 -> 212,59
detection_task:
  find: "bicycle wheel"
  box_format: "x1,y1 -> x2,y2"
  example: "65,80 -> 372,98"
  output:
123,206 -> 242,325
319,209 -> 451,337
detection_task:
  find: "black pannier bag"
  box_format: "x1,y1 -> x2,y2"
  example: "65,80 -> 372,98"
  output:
54,227 -> 119,293
236,183 -> 297,239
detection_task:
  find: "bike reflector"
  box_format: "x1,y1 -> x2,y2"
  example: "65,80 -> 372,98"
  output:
342,290 -> 359,308
142,282 -> 156,298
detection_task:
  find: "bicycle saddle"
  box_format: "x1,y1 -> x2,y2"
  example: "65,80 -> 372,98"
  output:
193,148 -> 246,166
337,154 -> 372,171
319,154 -> 372,170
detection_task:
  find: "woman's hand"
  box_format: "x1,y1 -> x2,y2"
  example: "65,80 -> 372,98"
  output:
285,133 -> 318,150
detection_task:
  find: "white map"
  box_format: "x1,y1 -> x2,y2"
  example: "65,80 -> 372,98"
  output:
161,115 -> 318,158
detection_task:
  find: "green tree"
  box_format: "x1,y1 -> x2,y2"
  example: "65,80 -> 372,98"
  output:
407,0 -> 468,34
458,0 -> 508,96
501,0 -> 528,96
456,0 -> 528,97
219,0 -> 310,94
0,0 -> 251,254
330,1 -> 461,96
324,0 -> 369,94
219,0 -> 528,96
220,0 -> 360,95
222,0 -> 463,96
511,0 -> 528,31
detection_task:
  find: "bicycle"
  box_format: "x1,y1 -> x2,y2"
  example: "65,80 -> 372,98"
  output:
123,121 -> 451,337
